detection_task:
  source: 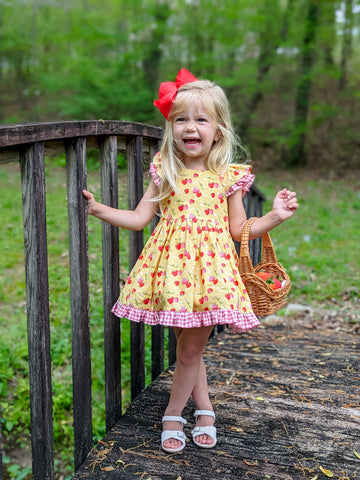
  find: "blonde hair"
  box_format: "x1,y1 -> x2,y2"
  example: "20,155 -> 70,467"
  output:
155,79 -> 245,203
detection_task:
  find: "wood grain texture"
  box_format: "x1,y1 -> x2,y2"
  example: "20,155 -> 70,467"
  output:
73,323 -> 360,480
100,136 -> 122,431
66,137 -> 93,470
0,121 -> 162,148
20,142 -> 54,480
127,136 -> 146,401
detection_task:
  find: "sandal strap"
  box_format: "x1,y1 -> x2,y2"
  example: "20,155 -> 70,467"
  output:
193,410 -> 215,420
161,430 -> 187,443
191,425 -> 217,448
192,425 -> 217,438
162,415 -> 187,425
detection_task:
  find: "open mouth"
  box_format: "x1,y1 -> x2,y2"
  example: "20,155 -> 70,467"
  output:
183,138 -> 201,145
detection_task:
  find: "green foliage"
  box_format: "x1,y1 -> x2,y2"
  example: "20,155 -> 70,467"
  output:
0,162 -> 159,477
0,0 -> 359,168
1,161 -> 359,477
256,170 -> 360,304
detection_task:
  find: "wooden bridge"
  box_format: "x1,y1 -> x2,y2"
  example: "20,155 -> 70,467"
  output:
73,320 -> 360,480
0,121 -> 359,480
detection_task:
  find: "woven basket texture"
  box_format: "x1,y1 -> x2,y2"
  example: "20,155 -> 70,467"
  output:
239,217 -> 291,316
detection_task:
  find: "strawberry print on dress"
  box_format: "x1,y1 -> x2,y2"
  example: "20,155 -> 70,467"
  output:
112,153 -> 260,332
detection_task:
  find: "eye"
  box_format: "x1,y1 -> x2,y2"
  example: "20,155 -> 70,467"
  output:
197,117 -> 208,123
175,117 -> 185,123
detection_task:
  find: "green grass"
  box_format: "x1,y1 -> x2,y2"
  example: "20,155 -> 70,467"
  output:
0,161 -> 158,478
0,161 -> 359,478
255,170 -> 360,307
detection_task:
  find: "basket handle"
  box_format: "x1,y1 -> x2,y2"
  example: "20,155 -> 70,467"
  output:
239,217 -> 279,272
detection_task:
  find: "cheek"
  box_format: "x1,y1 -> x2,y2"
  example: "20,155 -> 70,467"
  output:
173,125 -> 182,138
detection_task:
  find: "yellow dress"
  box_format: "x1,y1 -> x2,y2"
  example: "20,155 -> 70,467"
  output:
112,153 -> 260,332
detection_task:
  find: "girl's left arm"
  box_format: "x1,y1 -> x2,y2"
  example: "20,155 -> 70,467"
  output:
228,188 -> 299,242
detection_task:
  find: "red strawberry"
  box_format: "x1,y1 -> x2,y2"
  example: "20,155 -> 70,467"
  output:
271,278 -> 282,290
256,271 -> 272,282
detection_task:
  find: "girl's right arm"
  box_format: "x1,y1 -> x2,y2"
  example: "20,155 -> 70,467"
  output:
82,180 -> 159,231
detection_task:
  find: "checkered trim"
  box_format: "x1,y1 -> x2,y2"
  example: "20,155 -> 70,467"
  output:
111,301 -> 260,333
150,162 -> 161,186
226,172 -> 255,198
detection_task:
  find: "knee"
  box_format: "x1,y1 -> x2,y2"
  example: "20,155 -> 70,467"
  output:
177,342 -> 202,368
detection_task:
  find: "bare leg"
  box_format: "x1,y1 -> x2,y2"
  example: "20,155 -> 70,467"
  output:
174,330 -> 215,446
191,357 -> 216,446
162,326 -> 213,450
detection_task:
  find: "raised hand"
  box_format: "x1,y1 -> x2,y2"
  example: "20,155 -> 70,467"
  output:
272,188 -> 299,221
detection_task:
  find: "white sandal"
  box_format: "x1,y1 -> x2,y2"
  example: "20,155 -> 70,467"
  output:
191,410 -> 217,449
161,415 -> 187,453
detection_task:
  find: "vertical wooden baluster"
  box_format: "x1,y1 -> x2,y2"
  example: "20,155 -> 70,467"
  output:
150,193 -> 163,378
100,136 -> 122,429
148,140 -> 165,380
127,136 -> 145,400
168,329 -> 177,366
66,138 -> 93,470
20,142 -> 54,480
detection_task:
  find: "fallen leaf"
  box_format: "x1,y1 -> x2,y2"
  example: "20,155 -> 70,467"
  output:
256,397 -> 265,401
229,426 -> 244,432
101,466 -> 115,471
244,459 -> 258,466
354,450 -> 360,460
319,466 -> 334,477
309,476 -> 318,480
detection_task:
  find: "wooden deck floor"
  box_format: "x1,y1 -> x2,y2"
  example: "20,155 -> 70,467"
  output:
73,319 -> 360,480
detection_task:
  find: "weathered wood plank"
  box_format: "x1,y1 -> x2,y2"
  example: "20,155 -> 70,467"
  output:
20,142 -> 54,480
100,136 -> 122,430
147,141 -> 167,380
73,323 -> 360,480
126,136 -> 145,401
0,136 -> 159,165
66,137 -> 93,470
0,121 -> 162,148
168,328 -> 177,365
151,325 -> 164,381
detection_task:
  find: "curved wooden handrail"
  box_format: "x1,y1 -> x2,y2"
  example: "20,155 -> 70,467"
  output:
0,120 -> 264,480
0,120 -> 163,148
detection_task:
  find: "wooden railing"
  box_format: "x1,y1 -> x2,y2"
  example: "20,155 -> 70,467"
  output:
0,121 -> 265,480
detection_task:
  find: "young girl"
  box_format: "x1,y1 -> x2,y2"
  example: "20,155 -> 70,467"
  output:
83,69 -> 298,453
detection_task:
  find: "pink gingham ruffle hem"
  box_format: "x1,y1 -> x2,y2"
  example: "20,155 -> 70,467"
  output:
111,301 -> 260,333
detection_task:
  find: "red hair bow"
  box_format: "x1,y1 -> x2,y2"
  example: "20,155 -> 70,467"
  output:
153,68 -> 198,119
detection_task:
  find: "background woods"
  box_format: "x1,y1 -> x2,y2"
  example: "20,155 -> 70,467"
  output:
0,0 -> 359,170
0,1 -> 360,478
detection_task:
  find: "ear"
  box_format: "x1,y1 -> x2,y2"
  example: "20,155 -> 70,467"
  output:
214,127 -> 221,142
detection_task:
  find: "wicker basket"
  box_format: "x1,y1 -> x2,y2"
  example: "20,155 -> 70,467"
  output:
239,217 -> 291,316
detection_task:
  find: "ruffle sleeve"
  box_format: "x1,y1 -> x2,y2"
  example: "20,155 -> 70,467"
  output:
149,152 -> 162,186
225,164 -> 255,198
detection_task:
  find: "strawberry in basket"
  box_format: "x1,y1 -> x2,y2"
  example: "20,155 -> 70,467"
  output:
255,271 -> 282,290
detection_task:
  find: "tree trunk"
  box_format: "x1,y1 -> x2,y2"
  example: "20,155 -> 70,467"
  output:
142,3 -> 170,95
319,0 -> 337,67
338,0 -> 353,91
240,0 -> 294,139
287,0 -> 319,167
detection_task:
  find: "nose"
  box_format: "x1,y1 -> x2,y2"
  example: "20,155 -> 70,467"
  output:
185,121 -> 196,132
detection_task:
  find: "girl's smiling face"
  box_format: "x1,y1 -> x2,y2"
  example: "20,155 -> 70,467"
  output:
172,103 -> 220,170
